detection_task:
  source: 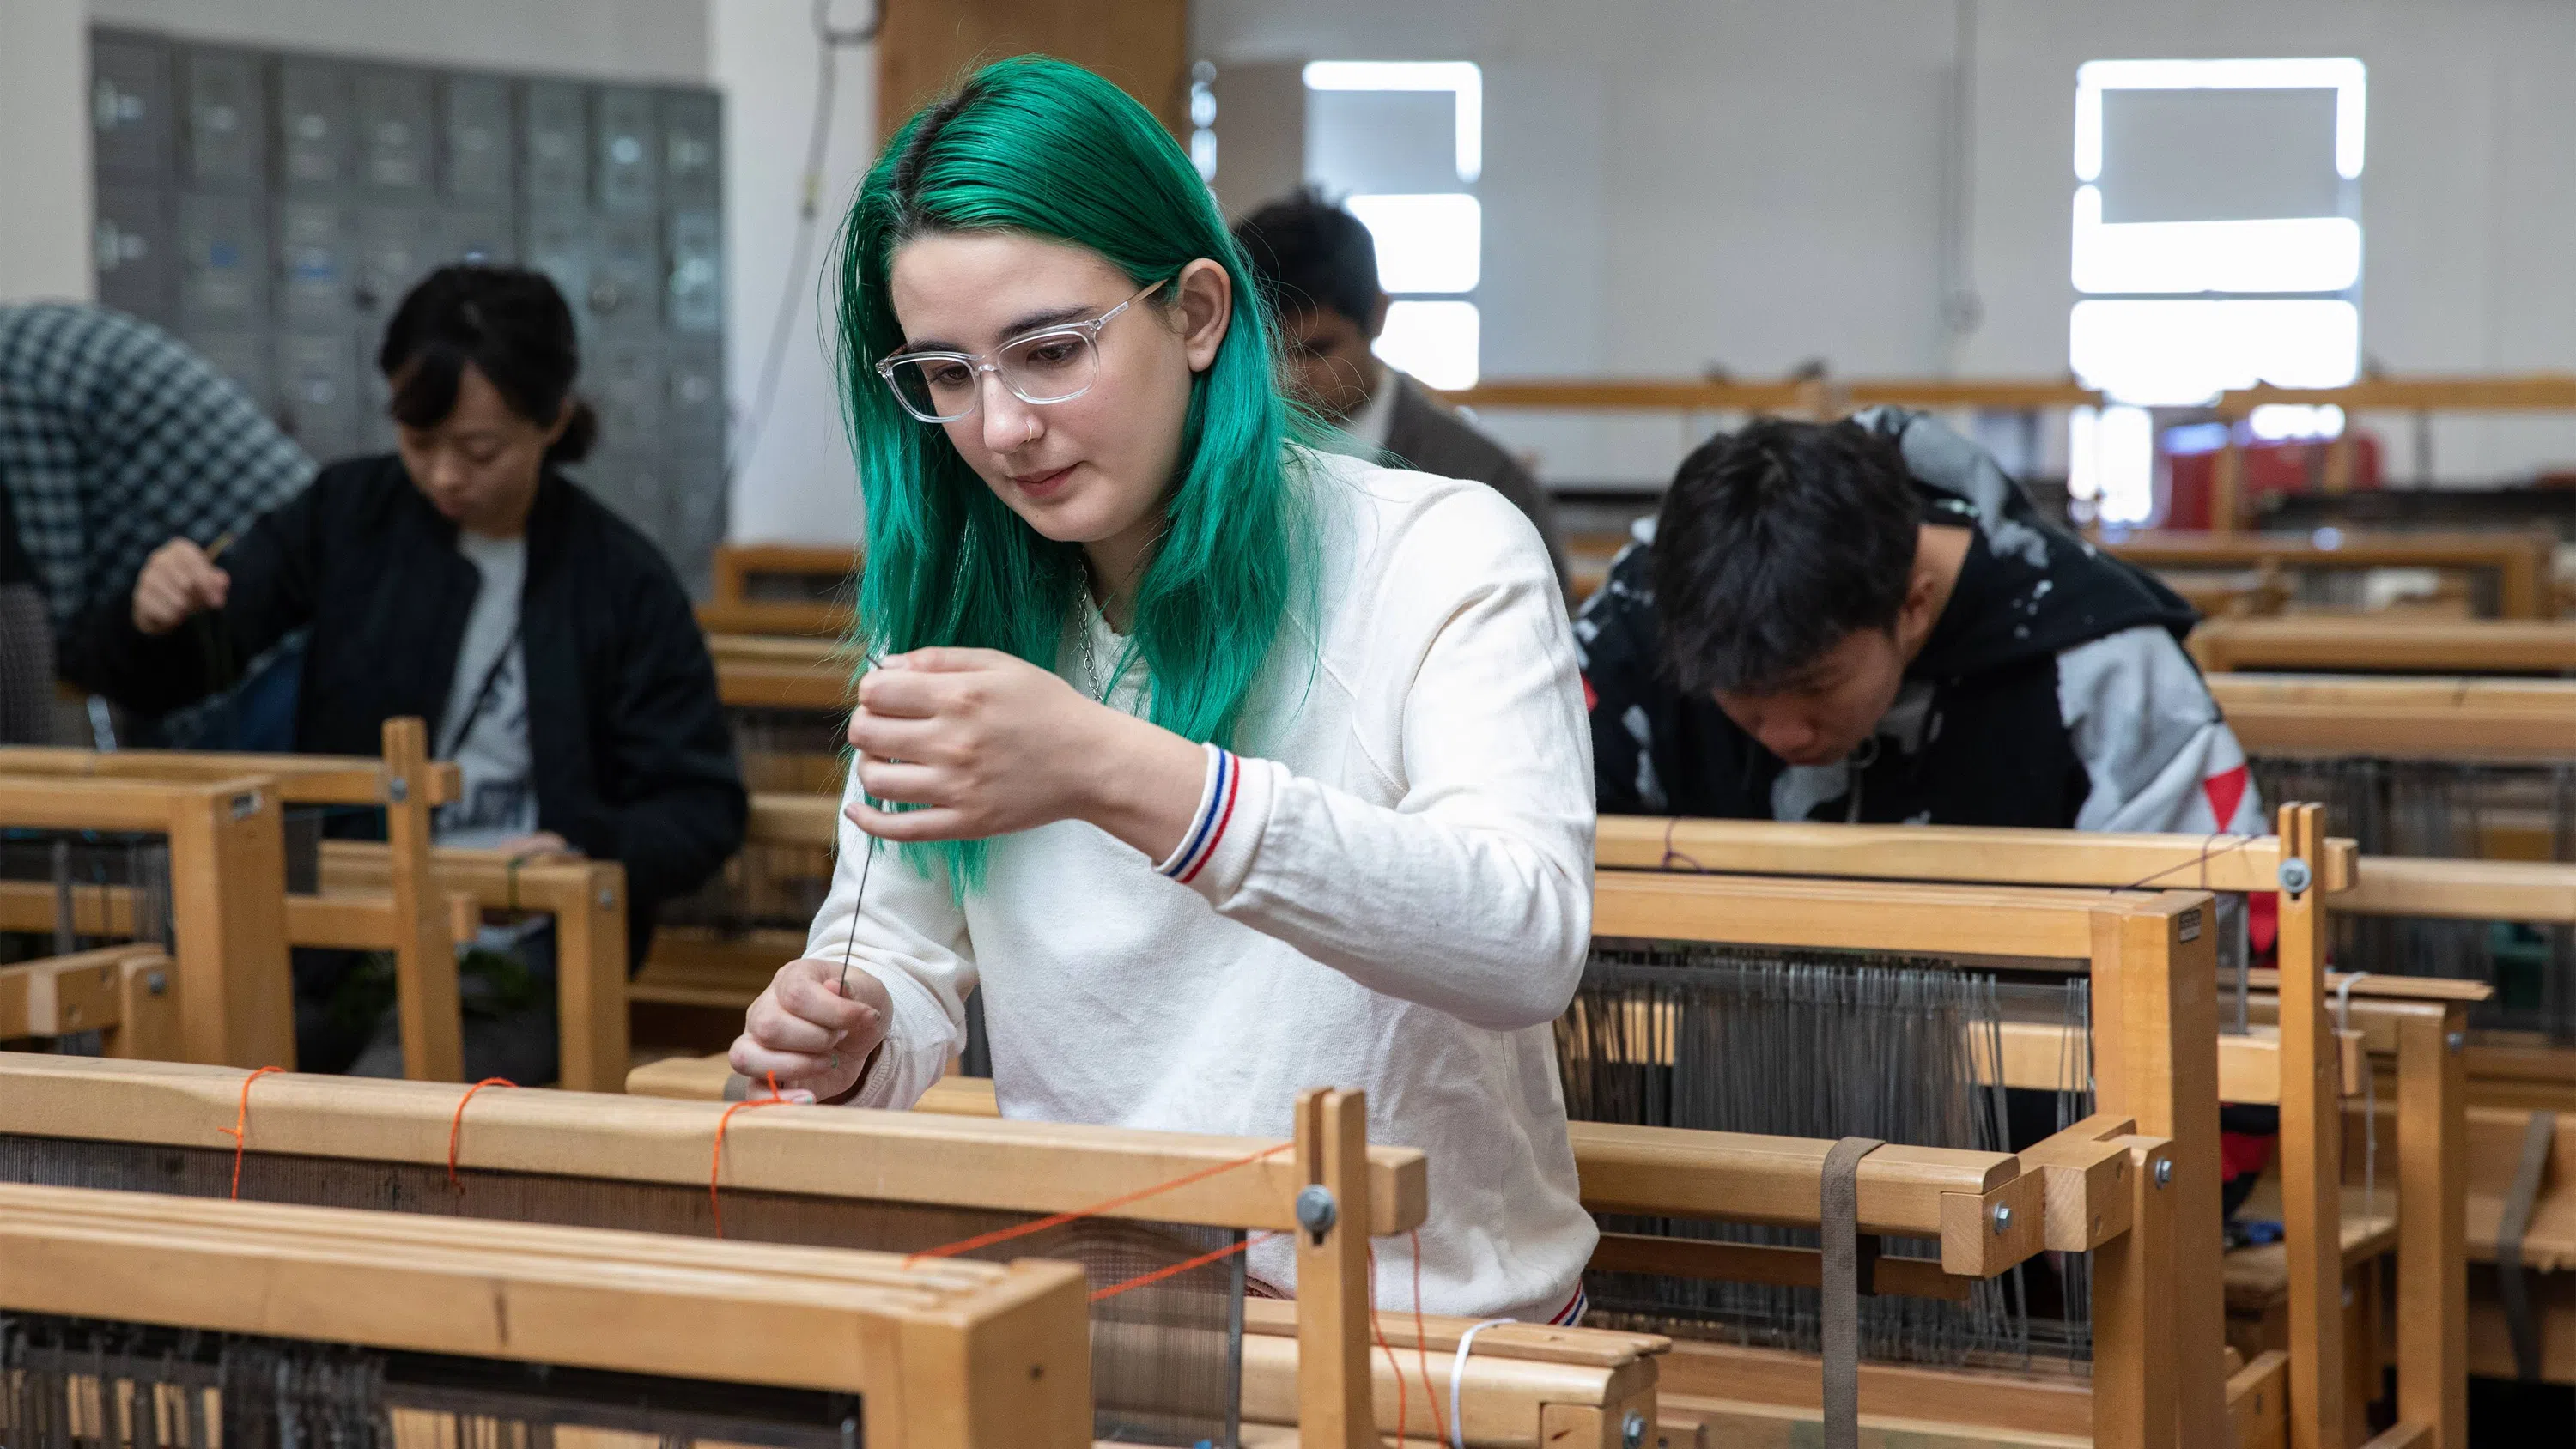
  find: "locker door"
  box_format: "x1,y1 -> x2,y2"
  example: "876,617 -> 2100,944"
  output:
590,340 -> 667,458
659,88 -> 720,208
354,205 -> 436,319
521,81 -> 589,202
179,48 -> 266,190
177,192 -> 270,327
665,341 -> 726,451
665,209 -> 721,334
595,86 -> 659,212
520,208 -> 590,329
354,68 -> 434,194
276,330 -> 361,462
586,213 -> 660,337
441,209 -> 518,267
276,200 -> 354,327
91,32 -> 174,181
185,330 -> 276,417
94,185 -> 174,323
276,60 -> 353,191
442,75 -> 513,200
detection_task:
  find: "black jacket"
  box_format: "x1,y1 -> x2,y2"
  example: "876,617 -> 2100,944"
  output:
68,456 -> 746,963
1578,408 -> 2233,831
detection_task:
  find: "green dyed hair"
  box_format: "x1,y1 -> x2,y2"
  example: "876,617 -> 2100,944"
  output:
832,55 -> 1317,889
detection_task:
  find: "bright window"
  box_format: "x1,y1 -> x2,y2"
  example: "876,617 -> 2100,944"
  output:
2066,57 -> 2364,524
1374,300 -> 1481,391
1303,62 -> 1484,386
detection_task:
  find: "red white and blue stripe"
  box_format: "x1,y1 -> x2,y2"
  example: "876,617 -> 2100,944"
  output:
1161,745 -> 1242,886
1547,1286 -> 1589,1326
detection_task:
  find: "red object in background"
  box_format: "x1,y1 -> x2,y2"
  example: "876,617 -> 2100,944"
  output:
2164,429 -> 2384,530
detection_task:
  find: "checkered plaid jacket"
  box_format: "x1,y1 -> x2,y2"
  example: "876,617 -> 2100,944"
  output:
0,305 -> 313,640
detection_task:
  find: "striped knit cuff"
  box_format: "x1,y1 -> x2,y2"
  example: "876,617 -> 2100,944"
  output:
1153,743 -> 1241,886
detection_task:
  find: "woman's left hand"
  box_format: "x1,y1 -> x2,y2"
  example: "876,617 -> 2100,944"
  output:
845,647 -> 1205,856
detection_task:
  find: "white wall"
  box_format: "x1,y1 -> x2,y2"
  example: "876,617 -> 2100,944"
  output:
0,0 -> 96,303
712,0 -> 876,546
1196,0 -> 2576,488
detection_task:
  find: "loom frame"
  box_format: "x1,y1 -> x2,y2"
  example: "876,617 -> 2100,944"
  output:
1587,867 -> 2221,1449
1594,809 -> 2472,1449
0,718 -> 466,1077
0,1054 -> 1431,1449
0,772 -> 291,1067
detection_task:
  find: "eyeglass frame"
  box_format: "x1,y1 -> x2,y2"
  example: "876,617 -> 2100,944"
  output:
873,277 -> 1170,424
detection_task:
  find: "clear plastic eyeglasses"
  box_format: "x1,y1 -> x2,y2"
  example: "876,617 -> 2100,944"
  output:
875,278 -> 1168,424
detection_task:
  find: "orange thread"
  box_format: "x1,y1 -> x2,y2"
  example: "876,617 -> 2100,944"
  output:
216,1065 -> 285,1200
445,1078 -> 519,1187
708,1072 -> 790,1239
905,1143 -> 1289,1265
1088,1231 -> 1274,1303
1411,1228 -> 1449,1447
1368,1245 -> 1407,1447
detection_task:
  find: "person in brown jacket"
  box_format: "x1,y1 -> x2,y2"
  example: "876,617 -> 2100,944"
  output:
1232,190 -> 1571,591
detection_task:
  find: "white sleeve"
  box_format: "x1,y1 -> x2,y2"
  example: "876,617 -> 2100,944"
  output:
803,779 -> 976,1109
2057,625 -> 2267,834
1164,496 -> 1598,1031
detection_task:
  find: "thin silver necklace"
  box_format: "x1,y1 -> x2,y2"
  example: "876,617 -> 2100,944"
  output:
1077,567 -> 1114,702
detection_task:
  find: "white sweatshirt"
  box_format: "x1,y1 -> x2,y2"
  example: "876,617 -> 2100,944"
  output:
806,446 -> 1601,1319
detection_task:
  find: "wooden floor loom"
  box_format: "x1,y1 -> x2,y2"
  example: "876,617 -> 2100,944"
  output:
0,1052 -> 1703,1449
625,882 -> 2196,1448
0,720 -> 633,1089
0,718 -> 457,1072
0,1179 -> 1097,1449
1595,810 -> 2475,1449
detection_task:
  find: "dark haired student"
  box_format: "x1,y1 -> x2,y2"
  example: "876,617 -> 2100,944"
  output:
1578,409 -> 2264,837
68,265 -> 746,1079
1231,190 -> 1571,588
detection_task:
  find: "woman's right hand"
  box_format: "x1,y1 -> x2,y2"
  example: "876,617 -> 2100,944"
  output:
131,539 -> 230,636
730,956 -> 891,1102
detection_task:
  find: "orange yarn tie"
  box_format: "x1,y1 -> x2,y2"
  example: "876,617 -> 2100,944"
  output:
1367,1245 -> 1407,1447
904,1143 -> 1289,1265
446,1078 -> 519,1187
1410,1228 -> 1449,1447
708,1072 -> 791,1239
216,1065 -> 286,1200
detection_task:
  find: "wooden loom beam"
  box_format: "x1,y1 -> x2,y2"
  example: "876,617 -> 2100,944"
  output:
0,1181 -> 1097,1449
2208,673 -> 2576,763
1595,813 -> 2360,894
0,1053 -> 1427,1237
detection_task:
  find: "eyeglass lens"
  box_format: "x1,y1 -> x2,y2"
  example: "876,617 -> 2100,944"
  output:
884,329 -> 1103,422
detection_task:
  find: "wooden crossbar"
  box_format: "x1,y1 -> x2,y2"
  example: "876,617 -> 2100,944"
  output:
1596,813 -> 2358,894
2209,673 -> 2576,762
2194,617 -> 2576,674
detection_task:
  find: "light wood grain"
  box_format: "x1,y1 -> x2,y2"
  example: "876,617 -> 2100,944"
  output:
0,1053 -> 1425,1236
0,946 -> 137,1039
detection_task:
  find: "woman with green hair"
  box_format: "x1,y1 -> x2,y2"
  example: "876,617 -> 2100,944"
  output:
731,57 -> 1597,1322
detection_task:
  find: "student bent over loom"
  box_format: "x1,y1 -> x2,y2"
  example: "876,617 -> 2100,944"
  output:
732,58 -> 1599,1323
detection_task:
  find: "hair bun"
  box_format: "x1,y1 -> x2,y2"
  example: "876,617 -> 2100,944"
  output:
548,397 -> 600,465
